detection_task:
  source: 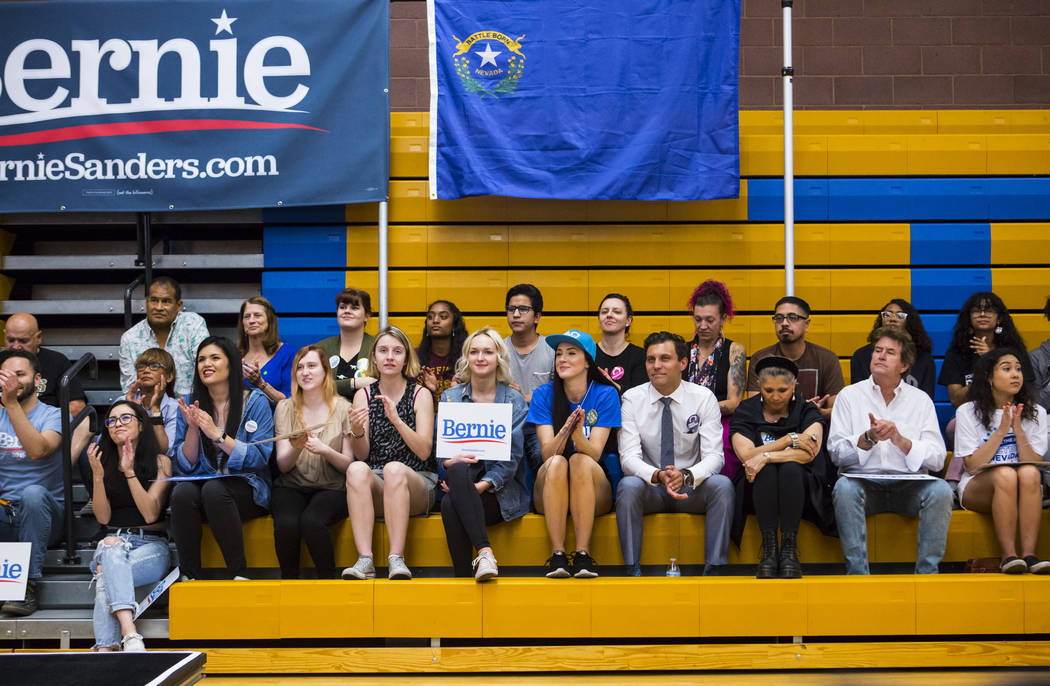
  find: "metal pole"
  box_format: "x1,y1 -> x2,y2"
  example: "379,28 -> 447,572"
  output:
782,0 -> 795,296
378,200 -> 389,328
59,354 -> 97,564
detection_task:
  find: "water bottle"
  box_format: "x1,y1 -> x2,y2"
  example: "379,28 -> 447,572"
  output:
665,557 -> 681,577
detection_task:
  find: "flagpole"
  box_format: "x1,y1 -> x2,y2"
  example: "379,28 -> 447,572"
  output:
378,199 -> 389,328
782,0 -> 795,297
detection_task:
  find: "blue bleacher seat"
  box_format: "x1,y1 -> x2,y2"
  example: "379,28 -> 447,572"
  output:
910,223 -> 991,266
264,226 -> 348,269
909,268 -> 992,311
263,271 -> 346,314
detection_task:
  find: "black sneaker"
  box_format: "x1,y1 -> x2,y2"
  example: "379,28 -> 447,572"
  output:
1025,555 -> 1050,575
544,552 -> 571,578
571,551 -> 599,578
2,581 -> 38,616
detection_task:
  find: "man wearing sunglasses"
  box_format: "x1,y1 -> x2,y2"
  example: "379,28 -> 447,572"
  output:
746,296 -> 844,421
0,349 -> 65,616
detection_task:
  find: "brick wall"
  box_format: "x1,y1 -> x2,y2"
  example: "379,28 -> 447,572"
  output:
391,0 -> 1050,111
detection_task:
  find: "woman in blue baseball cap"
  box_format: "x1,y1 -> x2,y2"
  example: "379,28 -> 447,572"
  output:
526,329 -> 621,578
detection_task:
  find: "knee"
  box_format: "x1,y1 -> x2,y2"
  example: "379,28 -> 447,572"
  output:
568,453 -> 593,479
382,462 -> 410,489
991,466 -> 1018,491
616,475 -> 647,503
833,477 -> 863,507
1017,464 -> 1042,489
923,480 -> 953,510
19,484 -> 48,510
199,479 -> 230,505
544,454 -> 569,481
704,474 -> 734,501
346,462 -> 372,490
443,462 -> 470,487
170,482 -> 196,508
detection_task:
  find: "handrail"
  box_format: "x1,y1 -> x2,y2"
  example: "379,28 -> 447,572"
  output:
59,353 -> 98,564
123,274 -> 145,331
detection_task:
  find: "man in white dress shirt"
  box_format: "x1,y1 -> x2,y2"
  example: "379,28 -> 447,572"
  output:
616,332 -> 733,576
828,326 -> 951,574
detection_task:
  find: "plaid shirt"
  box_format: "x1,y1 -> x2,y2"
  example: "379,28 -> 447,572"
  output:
119,310 -> 210,396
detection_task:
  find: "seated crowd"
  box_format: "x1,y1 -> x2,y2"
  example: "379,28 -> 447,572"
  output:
2,277 -> 1050,653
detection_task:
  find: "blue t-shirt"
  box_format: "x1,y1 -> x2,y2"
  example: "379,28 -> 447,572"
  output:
0,402 -> 64,502
526,381 -> 621,455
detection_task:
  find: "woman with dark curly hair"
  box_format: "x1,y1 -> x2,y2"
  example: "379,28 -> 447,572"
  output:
955,348 -> 1049,574
850,299 -> 936,398
416,300 -> 468,406
939,292 -> 1032,409
1029,296 -> 1050,412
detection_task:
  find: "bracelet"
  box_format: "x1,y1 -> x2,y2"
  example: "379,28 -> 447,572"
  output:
348,427 -> 363,439
125,473 -> 136,480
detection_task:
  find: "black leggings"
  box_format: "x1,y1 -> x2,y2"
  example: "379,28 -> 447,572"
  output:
171,478 -> 266,579
440,462 -> 505,577
270,485 -> 348,579
750,461 -> 806,535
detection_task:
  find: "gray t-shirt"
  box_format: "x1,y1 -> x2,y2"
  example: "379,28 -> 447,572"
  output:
504,334 -> 554,402
0,402 -> 63,502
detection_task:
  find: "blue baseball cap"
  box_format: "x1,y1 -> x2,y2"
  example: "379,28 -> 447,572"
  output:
546,329 -> 597,361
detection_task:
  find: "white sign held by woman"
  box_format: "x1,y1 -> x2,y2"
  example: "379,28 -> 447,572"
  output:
436,402 -> 512,461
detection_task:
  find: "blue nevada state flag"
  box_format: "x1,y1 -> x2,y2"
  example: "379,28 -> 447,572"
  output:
428,0 -> 740,201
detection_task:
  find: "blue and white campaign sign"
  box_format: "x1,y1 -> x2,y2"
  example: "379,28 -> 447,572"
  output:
436,402 -> 512,461
0,0 -> 389,213
0,543 -> 31,602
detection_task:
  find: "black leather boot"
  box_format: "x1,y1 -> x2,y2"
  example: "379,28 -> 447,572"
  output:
757,529 -> 778,579
779,531 -> 802,578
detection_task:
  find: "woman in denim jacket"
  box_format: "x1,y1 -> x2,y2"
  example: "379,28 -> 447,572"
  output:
171,336 -> 274,580
88,399 -> 173,652
438,327 -> 529,581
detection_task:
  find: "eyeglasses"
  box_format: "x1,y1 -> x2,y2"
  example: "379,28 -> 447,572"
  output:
772,313 -> 807,324
880,311 -> 908,321
105,413 -> 137,428
135,362 -> 166,371
971,306 -> 998,315
506,305 -> 533,314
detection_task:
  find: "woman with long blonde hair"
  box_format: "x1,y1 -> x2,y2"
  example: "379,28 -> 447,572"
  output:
271,345 -> 354,579
439,327 -> 530,581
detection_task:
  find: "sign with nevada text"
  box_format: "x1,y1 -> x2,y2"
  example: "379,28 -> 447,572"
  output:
0,0 -> 389,213
0,543 -> 31,602
436,402 -> 512,461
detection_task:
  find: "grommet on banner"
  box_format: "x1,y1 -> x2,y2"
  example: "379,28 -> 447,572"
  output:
276,201 -> 283,206
59,205 -> 66,211
168,204 -> 174,209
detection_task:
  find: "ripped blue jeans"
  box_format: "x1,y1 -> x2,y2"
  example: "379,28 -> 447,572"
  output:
91,531 -> 171,649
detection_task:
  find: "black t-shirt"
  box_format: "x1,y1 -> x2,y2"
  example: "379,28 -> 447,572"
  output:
938,346 -> 1035,389
595,343 -> 647,395
851,344 -> 937,399
35,347 -> 85,408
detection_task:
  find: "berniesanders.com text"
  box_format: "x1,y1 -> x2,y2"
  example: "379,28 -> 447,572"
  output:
0,152 -> 279,182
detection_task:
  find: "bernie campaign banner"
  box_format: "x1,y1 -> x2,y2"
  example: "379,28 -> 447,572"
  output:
0,0 -> 389,213
428,0 -> 740,201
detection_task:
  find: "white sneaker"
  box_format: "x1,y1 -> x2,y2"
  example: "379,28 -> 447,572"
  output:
387,554 -> 412,580
341,556 -> 375,580
121,633 -> 146,652
232,575 -> 250,581
473,550 -> 499,582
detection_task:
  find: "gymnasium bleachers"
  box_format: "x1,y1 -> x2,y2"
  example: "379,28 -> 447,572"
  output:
2,108 -> 1050,672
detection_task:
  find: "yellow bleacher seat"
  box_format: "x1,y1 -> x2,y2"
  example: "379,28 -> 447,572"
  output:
992,268 -> 1050,311
907,134 -> 987,175
827,135 -> 908,176
991,223 -> 1050,264
986,134 -> 1050,175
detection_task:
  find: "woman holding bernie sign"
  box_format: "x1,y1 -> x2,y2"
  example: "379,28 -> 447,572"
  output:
342,326 -> 437,581
528,329 -> 621,579
438,327 -> 529,581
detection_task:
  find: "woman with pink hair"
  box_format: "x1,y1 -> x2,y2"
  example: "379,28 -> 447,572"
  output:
684,280 -> 747,479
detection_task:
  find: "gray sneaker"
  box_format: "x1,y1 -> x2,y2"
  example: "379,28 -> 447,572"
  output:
387,554 -> 412,580
342,556 -> 376,580
473,550 -> 499,582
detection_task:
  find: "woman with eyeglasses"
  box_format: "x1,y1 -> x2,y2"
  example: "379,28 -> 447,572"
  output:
170,336 -> 274,580
849,300 -> 936,398
86,400 -> 173,652
940,292 -> 1032,410
125,348 -> 179,455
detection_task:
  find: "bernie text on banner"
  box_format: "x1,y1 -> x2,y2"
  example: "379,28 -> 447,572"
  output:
428,0 -> 740,201
0,0 -> 389,213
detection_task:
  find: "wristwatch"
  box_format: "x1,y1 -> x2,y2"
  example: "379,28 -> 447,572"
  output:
213,432 -> 229,445
682,471 -> 694,488
863,430 -> 877,448
789,432 -> 800,449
